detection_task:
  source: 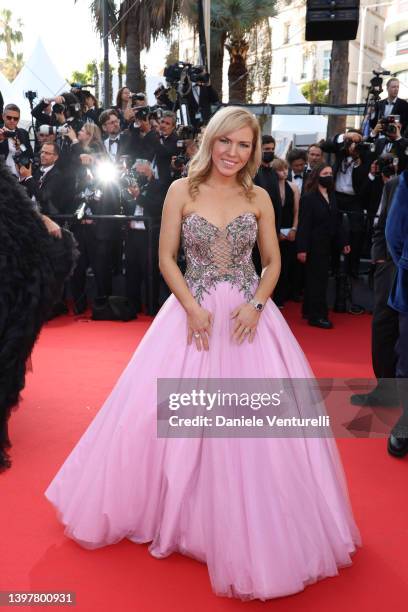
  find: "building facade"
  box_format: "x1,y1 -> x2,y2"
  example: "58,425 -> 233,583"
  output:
268,0 -> 386,105
382,0 -> 408,97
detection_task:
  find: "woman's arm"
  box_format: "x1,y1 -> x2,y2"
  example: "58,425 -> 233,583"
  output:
159,178 -> 213,350
253,186 -> 281,303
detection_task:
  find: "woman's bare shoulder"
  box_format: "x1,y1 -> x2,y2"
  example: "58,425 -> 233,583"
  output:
167,177 -> 190,196
252,184 -> 274,213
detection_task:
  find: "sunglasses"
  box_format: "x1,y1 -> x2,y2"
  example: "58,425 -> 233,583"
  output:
5,116 -> 19,121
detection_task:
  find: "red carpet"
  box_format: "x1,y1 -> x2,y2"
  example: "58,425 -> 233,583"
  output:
1,304 -> 408,611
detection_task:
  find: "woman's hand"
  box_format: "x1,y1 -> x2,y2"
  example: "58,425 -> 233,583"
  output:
79,153 -> 93,166
187,304 -> 213,351
41,215 -> 62,238
66,126 -> 77,142
230,303 -> 260,344
297,252 -> 307,263
343,244 -> 351,254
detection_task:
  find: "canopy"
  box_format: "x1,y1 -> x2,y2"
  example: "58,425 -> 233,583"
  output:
271,80 -> 327,137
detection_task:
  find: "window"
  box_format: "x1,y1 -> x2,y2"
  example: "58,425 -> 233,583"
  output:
284,23 -> 290,44
373,25 -> 379,47
323,50 -> 331,80
301,54 -> 308,80
283,57 -> 288,81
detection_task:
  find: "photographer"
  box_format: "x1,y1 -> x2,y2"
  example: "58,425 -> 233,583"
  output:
151,110 -> 179,189
186,74 -> 219,128
0,104 -> 34,177
368,118 -> 408,174
321,129 -> 371,277
18,142 -> 65,215
123,160 -> 166,316
81,90 -> 103,125
125,103 -> 158,164
369,78 -> 408,135
169,128 -> 198,180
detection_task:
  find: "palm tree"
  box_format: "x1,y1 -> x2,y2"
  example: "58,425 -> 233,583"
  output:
211,0 -> 276,103
0,9 -> 24,80
79,1 -> 183,93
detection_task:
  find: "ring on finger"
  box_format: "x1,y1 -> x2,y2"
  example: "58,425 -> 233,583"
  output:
244,328 -> 251,335
194,332 -> 200,338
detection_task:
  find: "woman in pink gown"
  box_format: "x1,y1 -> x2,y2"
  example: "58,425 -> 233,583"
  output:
45,106 -> 361,600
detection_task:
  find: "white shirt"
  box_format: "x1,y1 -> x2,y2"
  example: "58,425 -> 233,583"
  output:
335,156 -> 356,195
104,136 -> 119,161
39,164 -> 55,184
384,97 -> 398,118
130,202 -> 146,230
6,137 -> 18,176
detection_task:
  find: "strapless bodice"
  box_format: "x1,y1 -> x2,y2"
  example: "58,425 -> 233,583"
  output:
181,211 -> 259,304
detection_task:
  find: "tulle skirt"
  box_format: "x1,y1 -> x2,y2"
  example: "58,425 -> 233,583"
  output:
45,282 -> 361,600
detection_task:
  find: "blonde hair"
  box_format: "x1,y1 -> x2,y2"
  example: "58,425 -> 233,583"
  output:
188,106 -> 261,200
271,158 -> 288,172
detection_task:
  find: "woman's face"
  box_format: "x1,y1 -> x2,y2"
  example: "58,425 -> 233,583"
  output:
78,126 -> 91,144
319,166 -> 333,178
122,88 -> 131,102
276,167 -> 288,181
211,125 -> 253,178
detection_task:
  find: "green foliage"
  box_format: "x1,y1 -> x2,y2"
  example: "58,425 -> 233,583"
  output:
301,80 -> 329,104
0,8 -> 24,80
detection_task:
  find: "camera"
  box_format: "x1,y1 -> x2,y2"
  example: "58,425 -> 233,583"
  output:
379,115 -> 399,136
3,129 -> 17,138
13,144 -> 33,169
133,106 -> 150,121
355,141 -> 374,155
164,62 -> 210,86
24,90 -> 37,103
38,124 -> 70,136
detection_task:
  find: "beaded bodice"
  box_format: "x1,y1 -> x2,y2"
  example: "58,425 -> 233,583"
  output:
181,211 -> 259,304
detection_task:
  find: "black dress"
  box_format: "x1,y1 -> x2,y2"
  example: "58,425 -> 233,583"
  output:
0,161 -> 76,469
274,181 -> 296,306
297,190 -> 346,321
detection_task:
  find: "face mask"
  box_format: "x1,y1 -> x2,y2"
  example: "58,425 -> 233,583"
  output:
262,151 -> 275,163
318,175 -> 334,189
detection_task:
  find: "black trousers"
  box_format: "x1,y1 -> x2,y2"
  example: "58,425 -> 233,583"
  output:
70,223 -> 116,308
372,262 -> 399,391
274,240 -> 297,305
335,192 -> 364,274
125,229 -> 148,314
303,249 -> 330,321
391,312 -> 408,437
125,227 -> 161,315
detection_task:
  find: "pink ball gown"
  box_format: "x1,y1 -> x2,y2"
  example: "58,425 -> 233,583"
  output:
45,211 -> 361,600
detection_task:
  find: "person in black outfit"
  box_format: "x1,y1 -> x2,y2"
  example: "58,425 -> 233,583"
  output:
0,104 -> 34,178
367,119 -> 408,174
271,157 -> 299,308
151,111 -> 179,190
297,164 -> 350,329
253,136 -> 281,275
351,174 -> 400,407
287,149 -> 308,195
123,162 -> 167,316
369,78 -> 408,135
320,130 -> 370,277
185,79 -> 219,128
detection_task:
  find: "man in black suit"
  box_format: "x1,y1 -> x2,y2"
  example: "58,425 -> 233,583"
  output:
321,130 -> 371,276
186,80 -> 219,128
100,109 -> 129,162
254,135 -> 281,231
18,142 -> 65,215
351,174 -> 400,407
287,148 -> 308,195
151,111 -> 179,190
0,104 -> 34,178
368,119 -> 408,174
369,78 -> 408,135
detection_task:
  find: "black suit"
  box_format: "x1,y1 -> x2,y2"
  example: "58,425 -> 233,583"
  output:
0,127 -> 34,162
152,132 -> 179,189
370,176 -> 400,398
288,168 -> 311,196
24,165 -> 66,215
369,136 -> 408,173
297,191 -> 346,321
185,84 -> 219,127
369,98 -> 408,134
253,165 -> 282,277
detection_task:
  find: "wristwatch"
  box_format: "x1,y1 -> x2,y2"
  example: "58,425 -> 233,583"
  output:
249,299 -> 264,312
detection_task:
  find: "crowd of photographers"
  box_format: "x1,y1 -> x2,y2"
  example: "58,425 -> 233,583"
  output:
0,73 -> 407,330
0,63 -> 217,317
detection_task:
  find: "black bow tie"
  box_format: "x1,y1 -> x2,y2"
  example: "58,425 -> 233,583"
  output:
293,174 -> 302,179
109,138 -> 119,149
